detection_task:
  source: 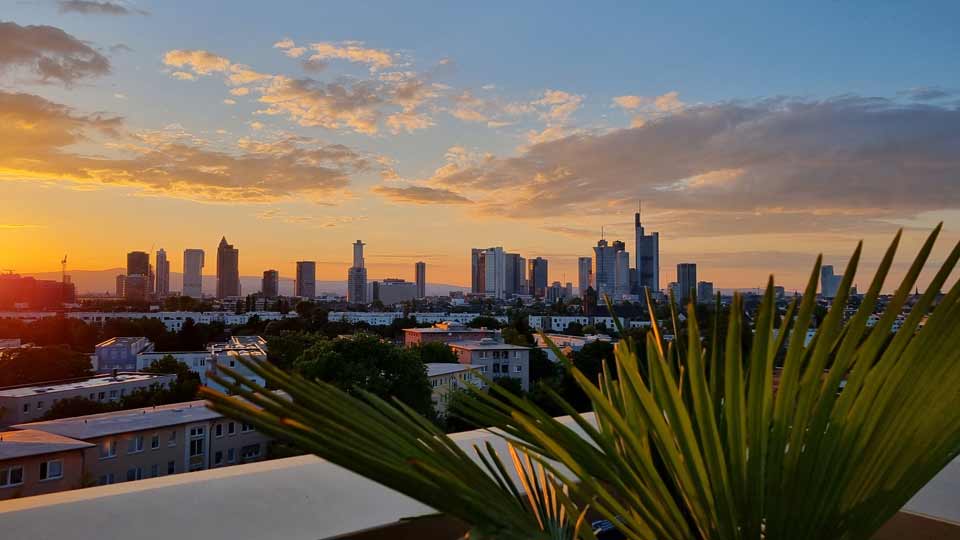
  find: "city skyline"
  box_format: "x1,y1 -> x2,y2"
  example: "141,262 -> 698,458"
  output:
1,2 -> 959,292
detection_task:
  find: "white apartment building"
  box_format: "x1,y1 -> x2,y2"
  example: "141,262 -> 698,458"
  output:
425,363 -> 484,414
449,340 -> 530,391
134,336 -> 268,391
327,312 -> 508,326
0,311 -> 292,332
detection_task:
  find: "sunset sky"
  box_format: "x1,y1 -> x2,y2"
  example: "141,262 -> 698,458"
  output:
2,1 -> 960,291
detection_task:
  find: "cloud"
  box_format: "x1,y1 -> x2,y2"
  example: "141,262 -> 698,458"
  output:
307,41 -> 395,71
0,91 -> 372,203
371,185 -> 472,205
418,96 -> 960,233
524,89 -> 584,144
57,1 -> 148,15
613,91 -> 685,126
222,98 -> 236,105
898,86 -> 955,102
0,21 -> 110,85
164,48 -> 436,135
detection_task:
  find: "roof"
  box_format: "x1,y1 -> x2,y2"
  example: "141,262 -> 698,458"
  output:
12,400 -> 221,440
95,336 -> 150,348
0,429 -> 94,460
0,373 -> 173,398
448,340 -> 531,351
404,327 -> 498,334
425,363 -> 481,377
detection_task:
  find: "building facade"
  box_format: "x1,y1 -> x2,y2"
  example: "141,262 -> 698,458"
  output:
528,257 -> 548,297
677,263 -> 697,304
415,261 -> 426,299
372,279 -> 417,305
155,249 -> 170,297
9,400 -> 271,492
182,249 -> 205,298
449,340 -> 530,391
295,261 -> 316,298
347,240 -> 367,304
697,281 -> 714,304
261,270 -> 279,298
634,203 -> 660,295
216,237 -> 240,299
93,337 -> 156,372
0,429 -> 92,501
426,363 -> 484,414
577,257 -> 593,297
821,265 -> 842,298
403,323 -> 500,346
0,372 -> 175,426
615,250 -> 632,299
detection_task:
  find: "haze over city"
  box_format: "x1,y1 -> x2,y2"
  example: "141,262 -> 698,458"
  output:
2,1 -> 960,291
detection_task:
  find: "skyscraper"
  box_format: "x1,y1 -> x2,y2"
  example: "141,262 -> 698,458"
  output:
593,239 -> 618,300
295,261 -> 316,298
615,250 -> 632,298
216,236 -> 240,298
115,275 -> 126,297
155,249 -> 170,297
697,281 -> 714,304
505,253 -> 525,296
262,270 -> 279,298
528,257 -> 549,297
821,265 -> 842,298
635,202 -> 660,295
125,251 -> 149,300
677,263 -> 697,304
182,249 -> 204,298
470,248 -> 484,294
577,257 -> 593,297
415,261 -> 426,298
481,247 -> 506,299
347,240 -> 367,303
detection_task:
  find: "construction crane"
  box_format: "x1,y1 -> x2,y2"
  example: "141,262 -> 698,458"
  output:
61,254 -> 67,283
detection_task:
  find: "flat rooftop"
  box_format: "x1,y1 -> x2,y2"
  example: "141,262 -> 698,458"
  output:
12,400 -> 220,440
449,341 -> 530,351
95,336 -> 149,347
0,373 -> 172,398
404,327 -> 498,334
0,429 -> 94,460
425,363 -> 481,377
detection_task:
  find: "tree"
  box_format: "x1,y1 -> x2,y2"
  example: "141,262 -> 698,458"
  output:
265,332 -> 324,371
468,316 -> 502,329
557,340 -> 616,411
411,341 -> 459,364
0,346 -> 92,387
40,396 -> 117,420
294,334 -> 434,417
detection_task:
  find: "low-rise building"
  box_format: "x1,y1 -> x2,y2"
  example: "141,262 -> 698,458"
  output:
328,312 -> 508,326
11,399 -> 271,491
403,322 -> 500,347
425,363 -> 484,414
94,336 -> 155,372
0,311 -> 293,333
0,429 -> 93,501
135,336 -> 268,391
0,372 -> 176,427
533,333 -> 614,362
448,340 -> 530,391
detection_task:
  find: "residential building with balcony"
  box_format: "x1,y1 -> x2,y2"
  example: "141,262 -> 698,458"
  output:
448,340 -> 530,391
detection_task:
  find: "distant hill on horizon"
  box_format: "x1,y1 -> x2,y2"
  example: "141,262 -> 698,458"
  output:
24,268 -> 470,297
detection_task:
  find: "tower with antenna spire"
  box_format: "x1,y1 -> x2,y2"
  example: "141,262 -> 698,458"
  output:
635,199 -> 660,295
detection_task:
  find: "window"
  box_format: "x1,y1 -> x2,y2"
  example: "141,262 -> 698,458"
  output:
215,423 -> 223,437
1,466 -> 24,488
240,444 -> 261,460
493,363 -> 501,373
98,391 -> 105,401
89,393 -> 95,400
37,400 -> 45,409
39,460 -> 63,481
127,435 -> 144,454
109,390 -> 118,399
227,448 -> 236,463
214,451 -> 223,465
150,464 -> 159,478
168,430 -> 177,447
229,359 -> 236,368
98,473 -> 115,486
189,438 -> 204,457
126,467 -> 142,482
22,403 -> 29,413
241,423 -> 254,433
189,426 -> 205,437
99,439 -> 117,459
151,434 -> 160,449
120,389 -> 126,397
227,422 -> 235,435
514,365 -> 523,373
167,461 -> 175,475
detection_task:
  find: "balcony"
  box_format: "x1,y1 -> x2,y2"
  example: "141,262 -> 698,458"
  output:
1,414 -> 957,540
